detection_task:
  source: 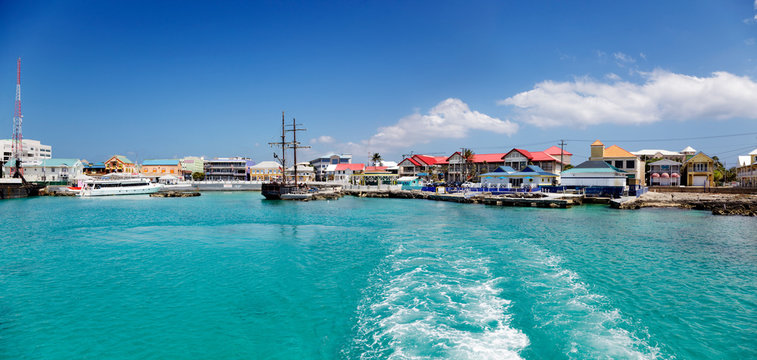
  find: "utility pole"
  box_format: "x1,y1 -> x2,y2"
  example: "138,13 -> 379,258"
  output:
559,140 -> 567,173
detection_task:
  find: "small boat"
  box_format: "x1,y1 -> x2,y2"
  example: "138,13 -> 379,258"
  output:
80,176 -> 162,197
280,192 -> 313,200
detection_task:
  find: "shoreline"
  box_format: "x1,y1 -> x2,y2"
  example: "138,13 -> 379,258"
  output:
613,191 -> 757,216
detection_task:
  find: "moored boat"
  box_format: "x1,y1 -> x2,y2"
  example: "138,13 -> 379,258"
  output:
80,176 -> 162,197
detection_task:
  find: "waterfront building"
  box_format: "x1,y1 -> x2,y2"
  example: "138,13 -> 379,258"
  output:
204,157 -> 251,181
334,163 -> 365,183
249,161 -> 282,181
736,149 -> 757,187
105,155 -> 136,174
82,160 -> 107,176
560,160 -> 627,187
0,138 -> 52,162
648,159 -> 682,186
141,159 -> 181,181
631,149 -> 687,163
681,152 -> 715,187
285,163 -> 315,183
180,157 -> 204,178
502,148 -> 567,174
589,140 -> 644,185
479,165 -> 557,188
543,146 -> 573,166
680,146 -> 697,158
4,158 -> 83,184
398,155 -> 447,178
446,152 -> 506,183
310,153 -> 352,181
351,166 -> 398,185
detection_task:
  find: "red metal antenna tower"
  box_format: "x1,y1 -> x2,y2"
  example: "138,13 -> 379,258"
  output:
11,57 -> 23,176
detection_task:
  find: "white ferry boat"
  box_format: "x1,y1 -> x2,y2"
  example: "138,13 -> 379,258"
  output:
79,176 -> 162,197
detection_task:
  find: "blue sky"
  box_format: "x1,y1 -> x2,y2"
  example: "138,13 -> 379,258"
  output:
1,0 -> 756,165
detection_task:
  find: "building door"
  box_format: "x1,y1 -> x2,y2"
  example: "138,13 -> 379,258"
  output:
692,175 -> 707,186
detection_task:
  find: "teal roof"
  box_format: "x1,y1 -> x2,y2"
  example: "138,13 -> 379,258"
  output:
39,158 -> 81,167
142,159 -> 180,166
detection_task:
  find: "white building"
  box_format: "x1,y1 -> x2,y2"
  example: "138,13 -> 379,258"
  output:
1,139 -> 52,162
309,153 -> 352,181
6,158 -> 83,183
560,160 -> 627,187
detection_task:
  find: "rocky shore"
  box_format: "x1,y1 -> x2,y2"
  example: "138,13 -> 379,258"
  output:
615,192 -> 757,216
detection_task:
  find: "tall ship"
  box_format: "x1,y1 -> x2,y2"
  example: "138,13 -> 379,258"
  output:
79,175 -> 162,197
261,112 -> 311,200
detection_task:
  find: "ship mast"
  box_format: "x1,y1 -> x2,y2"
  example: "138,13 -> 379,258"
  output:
286,118 -> 309,187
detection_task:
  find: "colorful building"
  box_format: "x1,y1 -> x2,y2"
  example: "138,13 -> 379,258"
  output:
204,157 -> 251,181
105,155 -> 136,174
334,163 -> 365,183
560,160 -> 627,187
397,155 -> 448,179
310,153 -> 352,181
180,157 -> 204,178
249,161 -> 282,182
446,152 -> 506,183
479,165 -> 558,187
82,160 -> 107,176
648,159 -> 682,186
681,152 -> 715,187
141,159 -> 181,180
589,140 -> 644,185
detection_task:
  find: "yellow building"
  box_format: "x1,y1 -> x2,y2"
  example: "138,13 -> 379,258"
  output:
589,140 -> 645,185
682,152 -> 715,187
248,161 -> 282,181
105,155 -> 136,174
141,159 -> 181,179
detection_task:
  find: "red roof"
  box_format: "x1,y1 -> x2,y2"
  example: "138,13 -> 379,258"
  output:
335,163 -> 365,171
365,166 -> 388,172
446,152 -> 507,163
543,145 -> 572,156
502,148 -> 533,160
530,151 -> 561,163
413,155 -> 448,165
399,157 -> 421,166
472,153 -> 507,163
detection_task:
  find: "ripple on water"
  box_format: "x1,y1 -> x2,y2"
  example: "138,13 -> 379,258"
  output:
346,244 -> 529,360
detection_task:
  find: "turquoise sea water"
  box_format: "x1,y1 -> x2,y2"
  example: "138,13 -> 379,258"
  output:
1,193 -> 755,359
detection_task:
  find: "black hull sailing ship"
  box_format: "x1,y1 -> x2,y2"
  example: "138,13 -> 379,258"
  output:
261,112 -> 310,200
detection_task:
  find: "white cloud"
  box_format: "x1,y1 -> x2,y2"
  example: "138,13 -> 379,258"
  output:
605,73 -> 622,81
499,70 -> 757,128
349,98 -> 517,153
613,52 -> 636,64
639,52 -> 647,61
311,135 -> 335,144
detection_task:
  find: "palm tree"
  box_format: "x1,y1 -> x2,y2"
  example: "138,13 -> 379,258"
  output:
371,153 -> 383,166
462,148 -> 475,181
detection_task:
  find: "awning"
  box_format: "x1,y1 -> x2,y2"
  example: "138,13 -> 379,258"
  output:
671,173 -> 680,178
417,172 -> 428,176
651,173 -> 660,178
661,173 -> 670,178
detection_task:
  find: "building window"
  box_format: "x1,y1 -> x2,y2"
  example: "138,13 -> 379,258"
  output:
615,160 -> 624,168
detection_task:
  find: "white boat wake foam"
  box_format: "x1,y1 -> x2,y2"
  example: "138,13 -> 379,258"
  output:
346,244 -> 529,360
509,241 -> 664,360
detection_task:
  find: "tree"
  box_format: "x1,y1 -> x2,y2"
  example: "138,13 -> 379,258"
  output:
371,153 -> 383,166
192,172 -> 205,181
462,148 -> 475,181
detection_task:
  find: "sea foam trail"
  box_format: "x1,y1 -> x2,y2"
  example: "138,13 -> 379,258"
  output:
346,244 -> 529,360
506,241 -> 664,360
